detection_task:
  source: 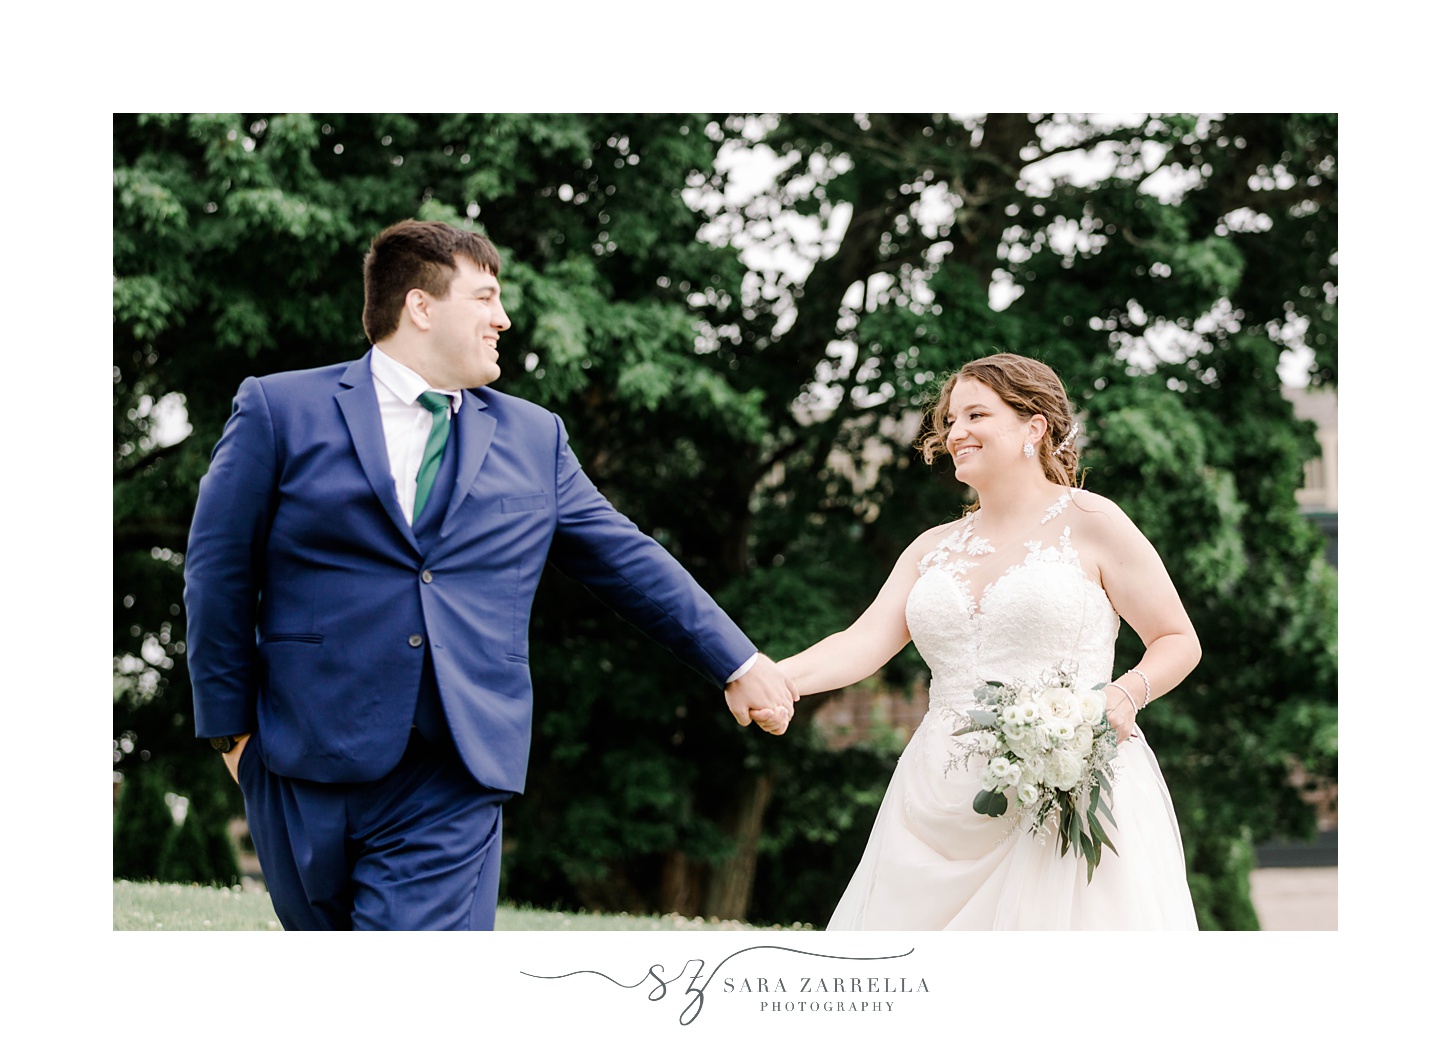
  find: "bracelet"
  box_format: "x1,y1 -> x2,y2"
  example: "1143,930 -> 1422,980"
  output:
1105,681 -> 1138,713
1126,668 -> 1152,708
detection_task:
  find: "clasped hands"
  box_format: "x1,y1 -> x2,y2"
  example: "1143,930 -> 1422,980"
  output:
724,653 -> 799,736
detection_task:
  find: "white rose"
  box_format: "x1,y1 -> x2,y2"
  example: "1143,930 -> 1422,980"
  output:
1018,781 -> 1040,805
1019,754 -> 1046,785
1041,687 -> 1083,726
1002,723 -> 1036,759
1045,749 -> 1085,791
1075,685 -> 1108,724
1071,724 -> 1095,755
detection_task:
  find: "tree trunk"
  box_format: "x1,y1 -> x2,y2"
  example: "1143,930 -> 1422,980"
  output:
659,849 -> 702,916
701,770 -> 775,921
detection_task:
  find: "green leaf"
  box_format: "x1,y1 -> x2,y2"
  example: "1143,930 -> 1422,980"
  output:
1098,798 -> 1117,829
973,789 -> 1009,817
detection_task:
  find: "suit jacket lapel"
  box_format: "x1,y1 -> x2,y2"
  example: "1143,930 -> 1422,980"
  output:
335,352 -> 422,555
440,388 -> 497,540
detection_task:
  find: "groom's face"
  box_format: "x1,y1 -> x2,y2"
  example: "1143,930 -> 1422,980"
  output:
421,257 -> 512,389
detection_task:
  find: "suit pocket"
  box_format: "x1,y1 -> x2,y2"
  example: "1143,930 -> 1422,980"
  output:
501,493 -> 548,514
238,733 -> 260,778
260,633 -> 323,644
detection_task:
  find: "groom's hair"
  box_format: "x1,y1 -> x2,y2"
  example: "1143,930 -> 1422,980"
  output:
362,220 -> 503,343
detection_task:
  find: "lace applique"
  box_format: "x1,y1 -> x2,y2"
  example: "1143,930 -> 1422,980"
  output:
1021,527 -> 1080,569
1040,492 -> 1072,524
917,519 -> 995,577
971,528 -> 1078,612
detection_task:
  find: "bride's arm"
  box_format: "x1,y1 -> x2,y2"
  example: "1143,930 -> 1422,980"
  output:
778,527 -> 944,696
1078,494 -> 1201,740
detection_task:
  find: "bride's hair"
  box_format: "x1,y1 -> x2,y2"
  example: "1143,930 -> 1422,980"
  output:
917,353 -> 1083,488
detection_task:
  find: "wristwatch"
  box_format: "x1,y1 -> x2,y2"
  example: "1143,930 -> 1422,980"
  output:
209,735 -> 242,754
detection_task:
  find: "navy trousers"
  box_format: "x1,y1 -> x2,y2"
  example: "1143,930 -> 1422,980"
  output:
238,729 -> 512,930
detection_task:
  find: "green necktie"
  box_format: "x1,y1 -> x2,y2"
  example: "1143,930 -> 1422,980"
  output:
413,391 -> 453,523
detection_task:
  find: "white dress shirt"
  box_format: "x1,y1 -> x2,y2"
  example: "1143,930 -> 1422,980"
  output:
370,347 -> 463,522
367,347 -> 757,683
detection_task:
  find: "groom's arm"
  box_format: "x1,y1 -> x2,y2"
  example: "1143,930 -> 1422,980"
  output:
545,415 -> 795,727
183,377 -> 279,744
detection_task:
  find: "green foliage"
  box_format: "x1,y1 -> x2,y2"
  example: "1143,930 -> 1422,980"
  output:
115,114 -> 1335,929
1183,827 -> 1261,931
157,805 -> 242,888
113,764 -> 241,887
748,740 -> 899,927
112,768 -> 174,881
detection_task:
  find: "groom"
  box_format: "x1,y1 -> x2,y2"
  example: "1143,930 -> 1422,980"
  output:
184,219 -> 796,930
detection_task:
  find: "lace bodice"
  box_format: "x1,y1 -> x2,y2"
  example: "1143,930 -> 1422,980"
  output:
906,493 -> 1119,714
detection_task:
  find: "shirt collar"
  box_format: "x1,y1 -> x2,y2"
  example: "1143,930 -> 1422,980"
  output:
370,347 -> 463,414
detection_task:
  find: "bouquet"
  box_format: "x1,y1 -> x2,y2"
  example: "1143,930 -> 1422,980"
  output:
950,666 -> 1120,882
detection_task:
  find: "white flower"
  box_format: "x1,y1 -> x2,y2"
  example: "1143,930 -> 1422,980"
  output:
1041,687 -> 1082,726
1019,754 -> 1046,785
1018,780 -> 1040,805
1070,724 -> 1095,755
1044,748 -> 1085,791
1001,704 -> 1028,727
1075,685 -> 1107,724
1002,723 -> 1035,759
984,757 -> 1022,789
1044,720 -> 1076,747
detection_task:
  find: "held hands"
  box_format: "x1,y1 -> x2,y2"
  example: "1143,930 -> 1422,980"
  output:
724,654 -> 799,736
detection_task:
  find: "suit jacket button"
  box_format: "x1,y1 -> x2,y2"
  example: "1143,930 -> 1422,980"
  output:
421,570 -> 433,584
408,634 -> 424,648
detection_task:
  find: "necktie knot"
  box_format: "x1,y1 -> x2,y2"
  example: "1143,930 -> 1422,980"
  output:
417,390 -> 452,416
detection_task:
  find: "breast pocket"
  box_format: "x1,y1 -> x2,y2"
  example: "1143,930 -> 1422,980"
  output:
501,493 -> 548,514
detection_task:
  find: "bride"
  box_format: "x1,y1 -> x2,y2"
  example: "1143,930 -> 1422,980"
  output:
778,353 -> 1200,930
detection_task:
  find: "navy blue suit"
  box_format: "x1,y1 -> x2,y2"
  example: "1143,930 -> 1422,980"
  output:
185,350 -> 756,928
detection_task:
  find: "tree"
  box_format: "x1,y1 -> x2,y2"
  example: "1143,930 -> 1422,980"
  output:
112,764 -> 174,881
115,114 -> 1335,928
157,803 -> 241,888
706,113 -> 1336,928
115,114 -> 780,918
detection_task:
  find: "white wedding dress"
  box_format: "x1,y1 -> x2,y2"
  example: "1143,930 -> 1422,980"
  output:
827,492 -> 1199,930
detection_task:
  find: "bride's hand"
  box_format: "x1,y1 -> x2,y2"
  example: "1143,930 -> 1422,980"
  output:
1105,694 -> 1137,746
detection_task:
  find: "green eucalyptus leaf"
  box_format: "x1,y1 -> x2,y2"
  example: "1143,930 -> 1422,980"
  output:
973,789 -> 1009,817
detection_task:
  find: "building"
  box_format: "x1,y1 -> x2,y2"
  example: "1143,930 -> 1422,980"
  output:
1283,383 -> 1338,566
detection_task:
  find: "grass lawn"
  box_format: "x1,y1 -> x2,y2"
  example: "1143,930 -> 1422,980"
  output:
113,880 -> 814,931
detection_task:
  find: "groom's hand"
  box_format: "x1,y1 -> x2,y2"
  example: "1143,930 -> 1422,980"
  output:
725,654 -> 798,735
221,733 -> 251,784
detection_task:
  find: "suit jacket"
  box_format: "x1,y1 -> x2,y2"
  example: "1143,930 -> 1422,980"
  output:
184,351 -> 756,792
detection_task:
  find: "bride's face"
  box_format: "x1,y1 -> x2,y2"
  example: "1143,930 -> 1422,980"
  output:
945,379 -> 1039,484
